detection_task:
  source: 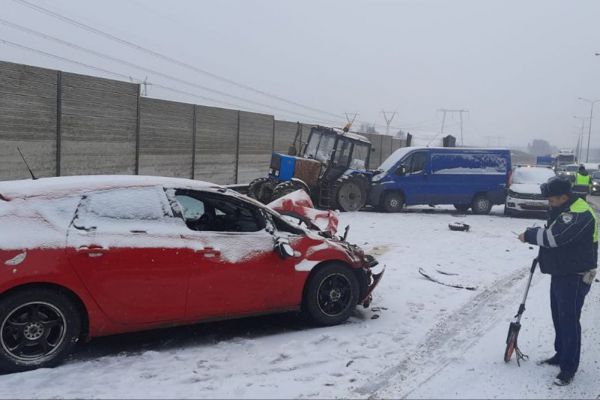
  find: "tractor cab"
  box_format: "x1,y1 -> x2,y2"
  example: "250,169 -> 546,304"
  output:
302,127 -> 371,181
248,126 -> 373,212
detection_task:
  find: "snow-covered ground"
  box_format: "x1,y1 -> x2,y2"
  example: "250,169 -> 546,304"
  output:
1,206 -> 599,399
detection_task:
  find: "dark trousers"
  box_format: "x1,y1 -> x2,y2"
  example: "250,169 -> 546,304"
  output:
550,274 -> 591,374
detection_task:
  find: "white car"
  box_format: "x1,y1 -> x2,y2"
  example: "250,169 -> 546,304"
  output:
505,166 -> 556,216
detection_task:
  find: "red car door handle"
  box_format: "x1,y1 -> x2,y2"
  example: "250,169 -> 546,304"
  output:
197,247 -> 221,258
77,245 -> 108,258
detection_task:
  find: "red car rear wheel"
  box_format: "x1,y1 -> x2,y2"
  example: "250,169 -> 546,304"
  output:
0,288 -> 81,372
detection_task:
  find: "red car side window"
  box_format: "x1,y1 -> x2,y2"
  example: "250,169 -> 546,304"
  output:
171,190 -> 265,233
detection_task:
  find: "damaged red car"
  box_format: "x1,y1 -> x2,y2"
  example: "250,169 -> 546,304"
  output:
0,176 -> 383,372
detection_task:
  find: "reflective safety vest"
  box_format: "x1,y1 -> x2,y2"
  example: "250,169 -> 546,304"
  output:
569,197 -> 598,243
576,172 -> 591,186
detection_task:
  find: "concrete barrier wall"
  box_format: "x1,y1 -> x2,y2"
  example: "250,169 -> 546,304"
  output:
139,98 -> 194,178
380,135 -> 393,166
194,106 -> 238,184
391,138 -> 404,152
237,111 -> 274,183
367,133 -> 383,169
274,120 -> 299,154
0,61 -> 407,183
60,72 -> 138,176
0,62 -> 57,180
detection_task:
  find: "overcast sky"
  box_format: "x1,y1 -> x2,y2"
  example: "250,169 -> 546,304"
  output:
2,0 -> 600,149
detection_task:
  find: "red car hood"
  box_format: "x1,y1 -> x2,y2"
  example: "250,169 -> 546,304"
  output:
267,190 -> 339,235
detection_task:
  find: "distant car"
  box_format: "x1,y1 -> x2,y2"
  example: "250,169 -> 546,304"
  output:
369,147 -> 512,214
0,176 -> 383,372
505,166 -> 556,217
557,164 -> 579,182
592,171 -> 600,195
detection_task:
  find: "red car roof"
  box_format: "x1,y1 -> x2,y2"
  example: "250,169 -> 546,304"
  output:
0,175 -> 218,200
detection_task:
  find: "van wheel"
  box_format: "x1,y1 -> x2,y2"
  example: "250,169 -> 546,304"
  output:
303,263 -> 360,326
382,192 -> 404,213
0,288 -> 81,372
472,194 -> 493,215
453,204 -> 470,213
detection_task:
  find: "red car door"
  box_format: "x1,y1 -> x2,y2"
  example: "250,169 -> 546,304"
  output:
66,187 -> 190,325
170,190 -> 306,320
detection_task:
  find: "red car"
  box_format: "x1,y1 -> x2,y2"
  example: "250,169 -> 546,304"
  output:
0,176 -> 383,372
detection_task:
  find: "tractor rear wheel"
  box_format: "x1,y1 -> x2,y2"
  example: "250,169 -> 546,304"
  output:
334,175 -> 368,212
248,177 -> 277,204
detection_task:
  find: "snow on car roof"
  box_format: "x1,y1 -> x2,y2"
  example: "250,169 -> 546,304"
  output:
0,175 -> 219,200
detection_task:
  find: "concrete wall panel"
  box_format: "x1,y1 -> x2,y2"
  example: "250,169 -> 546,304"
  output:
274,120 -> 298,154
237,111 -> 274,183
194,106 -> 238,184
380,135 -> 393,165
139,98 -> 194,178
367,134 -> 384,169
60,72 -> 138,175
0,61 -> 57,180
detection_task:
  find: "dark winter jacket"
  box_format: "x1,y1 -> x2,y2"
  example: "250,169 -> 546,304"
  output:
524,196 -> 598,275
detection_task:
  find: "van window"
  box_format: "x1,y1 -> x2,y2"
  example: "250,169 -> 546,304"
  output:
431,153 -> 507,175
401,152 -> 428,174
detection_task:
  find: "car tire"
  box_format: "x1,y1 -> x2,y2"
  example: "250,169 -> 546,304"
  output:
303,263 -> 360,326
504,206 -> 514,217
381,192 -> 404,213
471,194 -> 493,215
453,204 -> 470,213
0,288 -> 81,372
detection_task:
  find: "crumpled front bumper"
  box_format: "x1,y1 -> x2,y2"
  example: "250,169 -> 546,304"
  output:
360,256 -> 385,308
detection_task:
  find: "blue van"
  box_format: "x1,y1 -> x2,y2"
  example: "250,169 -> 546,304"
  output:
369,147 -> 512,214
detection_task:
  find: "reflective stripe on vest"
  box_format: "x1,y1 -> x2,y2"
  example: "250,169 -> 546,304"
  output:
576,173 -> 591,186
569,197 -> 598,243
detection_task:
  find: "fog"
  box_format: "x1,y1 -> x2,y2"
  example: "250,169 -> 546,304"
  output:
2,0 -> 600,150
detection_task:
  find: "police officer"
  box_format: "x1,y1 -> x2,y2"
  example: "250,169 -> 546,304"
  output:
518,177 -> 597,386
576,165 -> 591,189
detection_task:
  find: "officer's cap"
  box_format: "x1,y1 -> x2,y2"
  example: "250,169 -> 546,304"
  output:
540,177 -> 572,198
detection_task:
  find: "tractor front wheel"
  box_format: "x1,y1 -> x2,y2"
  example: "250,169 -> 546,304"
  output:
272,181 -> 307,201
248,178 -> 276,204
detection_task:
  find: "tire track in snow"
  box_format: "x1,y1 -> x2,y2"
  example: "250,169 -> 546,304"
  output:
355,266 -> 536,399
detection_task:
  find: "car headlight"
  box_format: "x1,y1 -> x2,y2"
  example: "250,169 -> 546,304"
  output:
371,172 -> 384,183
507,189 -> 518,197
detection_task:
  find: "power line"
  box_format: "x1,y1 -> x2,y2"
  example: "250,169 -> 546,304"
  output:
0,18 -> 340,125
0,37 -> 258,111
0,37 -> 344,127
437,109 -> 469,145
11,0 -> 345,121
8,0 -> 441,134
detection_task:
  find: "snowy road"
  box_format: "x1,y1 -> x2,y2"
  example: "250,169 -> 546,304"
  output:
0,206 -> 598,399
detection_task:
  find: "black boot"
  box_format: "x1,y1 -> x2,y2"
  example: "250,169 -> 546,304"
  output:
538,354 -> 560,366
554,371 -> 574,386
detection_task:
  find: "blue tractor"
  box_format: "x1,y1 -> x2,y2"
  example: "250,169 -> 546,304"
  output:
248,125 -> 373,212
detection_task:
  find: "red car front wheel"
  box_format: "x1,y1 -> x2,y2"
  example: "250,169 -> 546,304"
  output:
303,263 -> 360,326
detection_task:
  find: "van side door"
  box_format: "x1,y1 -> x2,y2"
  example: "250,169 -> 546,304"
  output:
396,151 -> 430,205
